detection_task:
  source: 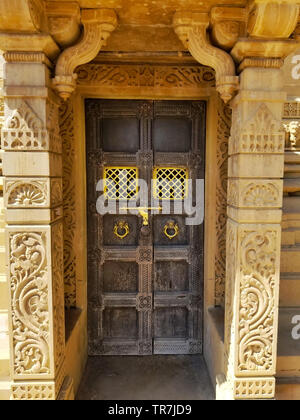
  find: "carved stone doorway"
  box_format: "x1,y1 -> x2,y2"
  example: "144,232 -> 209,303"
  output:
86,99 -> 206,356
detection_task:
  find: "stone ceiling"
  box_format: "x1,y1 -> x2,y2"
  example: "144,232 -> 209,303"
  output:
49,0 -> 248,51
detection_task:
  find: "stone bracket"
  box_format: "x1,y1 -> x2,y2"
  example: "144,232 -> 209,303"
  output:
173,12 -> 239,104
53,8 -> 118,100
210,6 -> 247,51
46,1 -> 81,48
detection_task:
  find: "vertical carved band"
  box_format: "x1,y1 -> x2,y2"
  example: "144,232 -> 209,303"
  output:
8,224 -> 65,381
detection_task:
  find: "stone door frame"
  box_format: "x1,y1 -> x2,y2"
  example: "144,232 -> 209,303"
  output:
60,60 -> 230,390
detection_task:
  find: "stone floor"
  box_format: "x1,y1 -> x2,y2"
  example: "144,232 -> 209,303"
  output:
76,355 -> 215,400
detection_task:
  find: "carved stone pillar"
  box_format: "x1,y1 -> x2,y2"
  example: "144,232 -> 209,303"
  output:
221,63 -> 286,400
219,1 -> 300,400
1,48 -> 70,399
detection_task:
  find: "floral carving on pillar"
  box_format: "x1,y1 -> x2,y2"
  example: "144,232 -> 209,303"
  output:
59,100 -> 76,308
238,228 -> 280,375
9,231 -> 50,377
215,99 -> 231,306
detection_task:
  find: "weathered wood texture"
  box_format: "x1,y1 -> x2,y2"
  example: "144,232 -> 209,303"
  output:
86,99 -> 205,355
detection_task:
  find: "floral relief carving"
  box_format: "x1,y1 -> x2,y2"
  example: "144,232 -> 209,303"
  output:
6,180 -> 48,208
76,64 -> 216,89
242,183 -> 280,208
59,100 -> 76,308
237,229 -> 279,375
215,100 -> 231,306
9,231 -> 50,377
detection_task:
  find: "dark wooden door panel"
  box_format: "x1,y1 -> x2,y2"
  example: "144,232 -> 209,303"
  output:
86,99 -> 205,356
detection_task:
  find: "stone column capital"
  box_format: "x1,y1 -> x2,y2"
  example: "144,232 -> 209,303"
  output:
0,0 -> 47,33
53,8 -> 118,100
248,0 -> 300,39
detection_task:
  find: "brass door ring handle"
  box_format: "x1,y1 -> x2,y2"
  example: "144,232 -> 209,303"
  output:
164,221 -> 179,240
114,220 -> 130,239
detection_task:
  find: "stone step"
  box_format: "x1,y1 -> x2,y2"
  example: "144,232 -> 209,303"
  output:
276,377 -> 300,400
281,246 -> 300,273
0,379 -> 11,401
277,308 -> 300,378
280,274 -> 300,307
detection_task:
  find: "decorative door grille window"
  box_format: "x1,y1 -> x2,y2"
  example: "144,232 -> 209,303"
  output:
104,167 -> 138,200
153,167 -> 188,200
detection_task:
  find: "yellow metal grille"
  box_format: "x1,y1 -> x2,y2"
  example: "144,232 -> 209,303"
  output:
104,167 -> 138,200
153,167 -> 188,200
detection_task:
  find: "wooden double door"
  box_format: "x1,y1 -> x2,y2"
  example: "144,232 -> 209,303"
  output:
86,100 -> 205,356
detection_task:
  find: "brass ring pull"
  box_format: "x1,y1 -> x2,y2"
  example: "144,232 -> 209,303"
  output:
114,220 -> 130,240
164,221 -> 179,240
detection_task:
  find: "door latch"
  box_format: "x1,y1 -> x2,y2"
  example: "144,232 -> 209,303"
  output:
120,207 -> 162,226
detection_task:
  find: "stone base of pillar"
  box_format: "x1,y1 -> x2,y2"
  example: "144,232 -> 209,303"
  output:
11,376 -> 64,401
216,373 -> 276,400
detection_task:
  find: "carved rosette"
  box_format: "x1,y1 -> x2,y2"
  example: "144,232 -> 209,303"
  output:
228,180 -> 282,208
5,178 -> 62,209
53,9 -> 118,100
173,12 -> 239,103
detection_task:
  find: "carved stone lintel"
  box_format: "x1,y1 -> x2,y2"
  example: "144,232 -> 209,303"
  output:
173,12 -> 239,104
53,9 -> 118,100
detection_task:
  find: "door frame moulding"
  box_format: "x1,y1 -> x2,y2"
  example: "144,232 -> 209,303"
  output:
60,59 -> 230,392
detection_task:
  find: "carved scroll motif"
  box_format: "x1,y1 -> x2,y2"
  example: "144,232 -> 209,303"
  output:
9,231 -> 50,377
238,229 -> 279,375
76,64 -> 215,89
